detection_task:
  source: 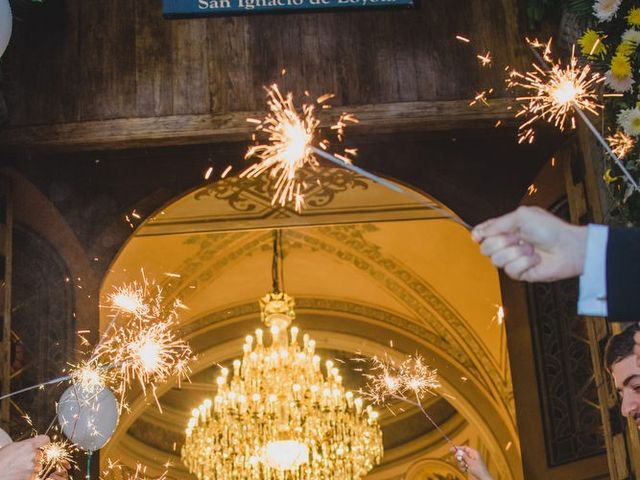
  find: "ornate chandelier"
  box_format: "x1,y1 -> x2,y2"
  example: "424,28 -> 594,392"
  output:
181,232 -> 383,479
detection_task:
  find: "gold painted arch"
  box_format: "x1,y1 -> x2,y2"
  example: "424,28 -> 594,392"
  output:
100,171 -> 521,480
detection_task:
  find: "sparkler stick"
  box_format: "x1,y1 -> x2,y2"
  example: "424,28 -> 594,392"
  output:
37,441 -> 75,480
359,353 -> 462,451
524,42 -> 639,192
310,145 -> 472,230
0,375 -> 71,401
245,84 -> 473,229
386,391 -> 458,450
574,107 -> 639,191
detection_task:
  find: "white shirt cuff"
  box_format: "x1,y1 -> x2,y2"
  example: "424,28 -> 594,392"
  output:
578,224 -> 608,317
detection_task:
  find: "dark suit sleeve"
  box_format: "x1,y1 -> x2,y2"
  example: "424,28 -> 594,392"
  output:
606,227 -> 640,321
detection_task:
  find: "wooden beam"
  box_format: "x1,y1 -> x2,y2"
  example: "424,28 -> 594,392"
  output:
0,98 -> 516,152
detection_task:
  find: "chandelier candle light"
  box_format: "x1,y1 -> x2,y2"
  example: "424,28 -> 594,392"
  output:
182,289 -> 383,479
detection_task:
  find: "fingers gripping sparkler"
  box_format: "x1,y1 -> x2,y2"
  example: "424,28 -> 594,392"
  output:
37,440 -> 76,480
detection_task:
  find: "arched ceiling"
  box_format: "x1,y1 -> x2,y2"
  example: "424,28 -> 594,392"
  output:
99,168 -> 519,480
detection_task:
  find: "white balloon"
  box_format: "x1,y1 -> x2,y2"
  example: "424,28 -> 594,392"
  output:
57,385 -> 119,452
0,426 -> 11,448
0,0 -> 12,58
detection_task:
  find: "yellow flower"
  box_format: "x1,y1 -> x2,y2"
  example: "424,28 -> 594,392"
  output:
611,53 -> 632,79
578,29 -> 607,57
616,41 -> 636,57
627,6 -> 640,26
604,169 -> 620,184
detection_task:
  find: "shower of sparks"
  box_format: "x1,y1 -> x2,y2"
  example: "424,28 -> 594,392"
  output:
357,352 -> 461,451
107,281 -> 151,318
94,315 -> 192,410
68,360 -> 112,397
506,40 -> 604,144
221,165 -> 233,178
492,304 -> 505,325
607,131 -> 636,160
477,51 -> 492,67
469,88 -> 494,107
241,83 -> 358,212
37,441 -> 75,480
359,353 -> 440,405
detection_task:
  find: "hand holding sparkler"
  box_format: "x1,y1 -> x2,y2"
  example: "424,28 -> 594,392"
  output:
37,441 -> 74,480
471,206 -> 588,282
454,446 -> 493,480
0,435 -> 48,480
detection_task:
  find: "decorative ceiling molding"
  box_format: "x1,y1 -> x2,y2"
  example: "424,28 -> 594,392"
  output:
157,226 -> 514,425
137,169 -> 450,237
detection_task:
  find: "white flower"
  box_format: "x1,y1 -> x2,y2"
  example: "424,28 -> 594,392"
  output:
617,107 -> 640,136
593,0 -> 622,22
605,69 -> 636,92
622,28 -> 640,46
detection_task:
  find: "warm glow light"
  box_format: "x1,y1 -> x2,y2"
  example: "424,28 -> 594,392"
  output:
507,40 -> 604,143
263,440 -> 310,471
182,291 -> 382,480
95,276 -> 192,410
110,289 -> 146,317
280,122 -> 312,166
69,360 -> 110,396
137,340 -> 161,372
552,79 -> 579,105
242,84 -> 358,212
608,131 -> 636,160
38,441 -> 75,480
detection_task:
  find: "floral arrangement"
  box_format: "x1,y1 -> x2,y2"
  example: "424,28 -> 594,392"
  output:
577,0 -> 640,223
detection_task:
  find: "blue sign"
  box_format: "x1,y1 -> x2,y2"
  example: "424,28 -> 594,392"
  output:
163,0 -> 413,16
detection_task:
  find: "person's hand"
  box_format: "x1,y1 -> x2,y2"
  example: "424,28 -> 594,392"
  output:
471,206 -> 588,282
0,435 -> 49,480
455,446 -> 492,480
45,460 -> 71,480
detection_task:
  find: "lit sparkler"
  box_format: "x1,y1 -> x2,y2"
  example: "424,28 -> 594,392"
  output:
506,40 -> 604,144
68,360 -> 112,397
241,83 -> 473,229
607,130 -> 636,160
242,84 -> 358,212
361,353 -> 440,405
94,315 -> 192,411
38,441 -> 75,480
477,51 -> 492,67
359,353 -> 462,453
107,280 -> 155,319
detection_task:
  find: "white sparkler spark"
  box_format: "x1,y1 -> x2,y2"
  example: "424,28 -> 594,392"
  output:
507,40 -> 604,144
37,441 -> 75,480
607,131 -> 636,160
242,83 -> 358,212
